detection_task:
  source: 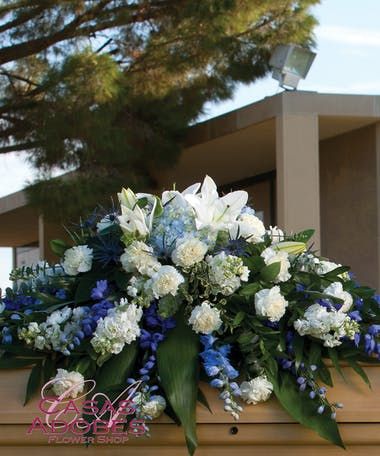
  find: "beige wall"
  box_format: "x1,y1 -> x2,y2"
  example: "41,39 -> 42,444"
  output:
320,124 -> 378,289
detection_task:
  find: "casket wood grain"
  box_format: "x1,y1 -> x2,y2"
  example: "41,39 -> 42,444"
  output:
0,366 -> 379,455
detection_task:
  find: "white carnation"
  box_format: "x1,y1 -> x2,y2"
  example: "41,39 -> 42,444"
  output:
229,214 -> 266,244
255,286 -> 288,322
261,247 -> 291,283
207,252 -> 249,296
62,245 -> 93,276
91,300 -> 143,355
188,301 -> 222,334
150,265 -> 185,298
120,240 -> 161,277
52,369 -> 84,399
240,375 -> 273,405
323,282 -> 353,312
171,237 -> 208,268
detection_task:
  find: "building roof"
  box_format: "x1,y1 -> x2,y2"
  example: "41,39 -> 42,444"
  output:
1,91 -> 380,246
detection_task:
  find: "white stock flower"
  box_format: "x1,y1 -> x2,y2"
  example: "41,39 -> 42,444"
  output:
150,265 -> 185,298
46,307 -> 72,325
91,300 -> 143,355
120,240 -> 161,277
52,369 -> 85,399
171,237 -> 208,268
240,376 -> 273,405
207,252 -> 249,296
188,301 -> 222,334
323,282 -> 353,312
255,286 -> 288,322
184,175 -> 248,230
62,245 -> 93,276
142,395 -> 167,419
261,247 -> 291,283
229,213 -> 266,244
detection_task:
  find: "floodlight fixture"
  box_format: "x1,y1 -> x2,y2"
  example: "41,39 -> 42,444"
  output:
269,44 -> 316,90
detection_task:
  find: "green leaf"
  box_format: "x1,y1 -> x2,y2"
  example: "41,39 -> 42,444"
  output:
260,261 -> 281,282
269,370 -> 344,448
309,342 -> 322,366
50,239 -> 69,257
232,311 -> 246,327
243,256 -> 265,272
318,362 -> 333,387
0,344 -> 44,357
293,334 -> 304,369
327,348 -> 345,380
294,229 -> 315,243
239,282 -> 261,297
157,309 -> 199,456
95,342 -> 138,392
158,294 -> 181,319
24,362 -> 43,405
346,358 -> 371,388
197,388 -> 212,414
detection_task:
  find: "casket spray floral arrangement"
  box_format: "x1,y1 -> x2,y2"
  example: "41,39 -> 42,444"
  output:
1,176 -> 380,454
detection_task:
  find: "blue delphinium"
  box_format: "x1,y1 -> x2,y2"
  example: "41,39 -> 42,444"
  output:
200,335 -> 242,419
91,280 -> 108,300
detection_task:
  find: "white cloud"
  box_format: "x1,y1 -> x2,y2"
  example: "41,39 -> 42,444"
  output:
317,25 -> 380,47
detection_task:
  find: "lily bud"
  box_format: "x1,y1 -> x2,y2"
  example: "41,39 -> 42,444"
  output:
273,241 -> 307,255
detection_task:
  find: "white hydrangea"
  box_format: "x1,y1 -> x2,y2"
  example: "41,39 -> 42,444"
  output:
261,247 -> 291,283
91,300 -> 143,355
315,260 -> 340,275
207,252 -> 249,296
294,303 -> 359,347
62,245 -> 93,276
229,213 -> 266,244
52,369 -> 85,399
323,282 -> 353,312
240,375 -> 273,405
267,225 -> 285,242
120,240 -> 161,277
171,237 -> 208,268
149,265 -> 185,298
46,307 -> 72,326
255,286 -> 288,322
18,322 -> 41,345
188,301 -> 222,334
141,395 -> 167,419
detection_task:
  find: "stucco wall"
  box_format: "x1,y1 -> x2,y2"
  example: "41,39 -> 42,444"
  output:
320,124 -> 378,289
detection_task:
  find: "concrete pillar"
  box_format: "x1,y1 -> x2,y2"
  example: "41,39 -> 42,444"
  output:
275,113 -> 321,251
38,215 -> 67,264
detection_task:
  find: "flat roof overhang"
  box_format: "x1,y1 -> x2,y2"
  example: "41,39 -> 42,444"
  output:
1,91 -> 380,246
155,91 -> 380,188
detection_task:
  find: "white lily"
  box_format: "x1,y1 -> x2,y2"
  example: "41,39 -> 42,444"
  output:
118,204 -> 150,237
118,187 -> 138,209
161,182 -> 201,208
185,175 -> 248,230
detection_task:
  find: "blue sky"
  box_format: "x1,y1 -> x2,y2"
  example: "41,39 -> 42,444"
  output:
1,0 -> 380,289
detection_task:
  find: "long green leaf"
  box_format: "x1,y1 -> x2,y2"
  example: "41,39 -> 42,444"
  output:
346,358 -> 371,388
95,342 -> 138,392
0,357 -> 37,369
24,362 -> 43,405
157,309 -> 199,455
269,370 -> 344,448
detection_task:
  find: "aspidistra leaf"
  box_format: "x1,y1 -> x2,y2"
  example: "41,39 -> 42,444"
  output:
157,309 -> 199,455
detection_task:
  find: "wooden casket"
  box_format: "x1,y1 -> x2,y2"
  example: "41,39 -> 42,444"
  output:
0,365 -> 379,456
